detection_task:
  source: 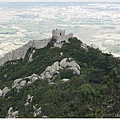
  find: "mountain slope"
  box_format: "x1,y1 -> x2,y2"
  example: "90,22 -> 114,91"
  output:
0,37 -> 120,118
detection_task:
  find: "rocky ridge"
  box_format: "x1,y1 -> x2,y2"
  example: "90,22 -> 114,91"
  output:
2,58 -> 80,118
0,58 -> 80,96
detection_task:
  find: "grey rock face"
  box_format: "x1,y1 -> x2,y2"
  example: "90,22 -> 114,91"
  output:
0,89 -> 3,97
20,80 -> 26,87
45,72 -> 53,79
68,61 -> 80,70
45,62 -> 60,76
12,111 -> 19,118
68,66 -> 80,75
7,107 -> 13,115
2,87 -> 10,96
25,94 -> 33,106
28,49 -> 35,62
40,58 -> 81,81
60,58 -> 68,68
45,66 -> 51,72
7,107 -> 18,118
81,43 -> 88,51
33,105 -> 41,117
12,78 -> 22,89
28,74 -> 39,82
52,61 -> 60,71
11,74 -> 39,91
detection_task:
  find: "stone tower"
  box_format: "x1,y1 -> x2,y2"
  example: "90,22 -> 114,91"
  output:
52,29 -> 65,38
52,29 -> 73,43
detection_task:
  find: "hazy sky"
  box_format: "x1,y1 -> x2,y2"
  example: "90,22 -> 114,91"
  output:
0,0 -> 120,2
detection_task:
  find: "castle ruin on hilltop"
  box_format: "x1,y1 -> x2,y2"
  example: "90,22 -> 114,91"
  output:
52,29 -> 73,43
0,29 -> 73,66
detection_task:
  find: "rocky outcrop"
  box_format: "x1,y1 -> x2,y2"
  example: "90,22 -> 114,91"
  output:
9,59 -> 80,92
20,80 -> 27,87
0,89 -> 3,97
12,74 -> 39,91
60,58 -> 68,68
28,49 -> 36,62
62,79 -> 70,82
68,61 -> 80,70
26,74 -> 39,83
0,87 -> 10,97
6,107 -> 18,118
25,94 -> 33,106
33,105 -> 41,117
2,87 -> 11,96
68,66 -> 80,75
81,43 -> 88,51
40,58 -> 80,80
12,78 -> 26,91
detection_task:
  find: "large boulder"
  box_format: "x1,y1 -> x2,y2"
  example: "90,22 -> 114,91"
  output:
7,107 -> 13,116
14,78 -> 22,84
7,107 -> 18,118
45,66 -> 52,72
2,87 -> 10,96
68,61 -> 80,70
20,80 -> 26,87
49,67 -> 58,76
27,94 -> 33,102
40,58 -> 81,81
28,74 -> 39,82
52,61 -> 60,71
81,43 -> 88,51
68,66 -> 80,75
45,62 -> 60,76
60,58 -> 68,68
0,89 -> 3,97
12,111 -> 19,118
45,72 -> 53,79
25,101 -> 29,106
12,78 -> 22,89
33,106 -> 41,117
39,72 -> 45,80
25,94 -> 33,106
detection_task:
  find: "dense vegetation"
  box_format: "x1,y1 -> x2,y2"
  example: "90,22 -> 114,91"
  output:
0,37 -> 120,118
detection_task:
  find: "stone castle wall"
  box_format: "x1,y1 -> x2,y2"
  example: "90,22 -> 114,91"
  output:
52,29 -> 65,37
57,33 -> 73,43
0,38 -> 51,66
0,29 -> 73,66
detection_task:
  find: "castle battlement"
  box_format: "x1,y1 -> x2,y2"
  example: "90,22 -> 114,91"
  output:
52,29 -> 73,43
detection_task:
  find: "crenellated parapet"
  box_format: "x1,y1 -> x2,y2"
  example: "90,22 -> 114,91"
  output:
52,29 -> 73,43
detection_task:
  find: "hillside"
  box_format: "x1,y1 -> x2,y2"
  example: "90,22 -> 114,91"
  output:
0,37 -> 120,118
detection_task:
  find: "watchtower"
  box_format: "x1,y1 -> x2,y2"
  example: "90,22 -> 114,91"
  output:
52,29 -> 73,43
52,29 -> 65,38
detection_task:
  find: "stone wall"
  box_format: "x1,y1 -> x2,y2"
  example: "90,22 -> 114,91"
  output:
57,33 -> 73,43
0,29 -> 73,66
52,29 -> 65,37
52,29 -> 73,43
0,38 -> 51,66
